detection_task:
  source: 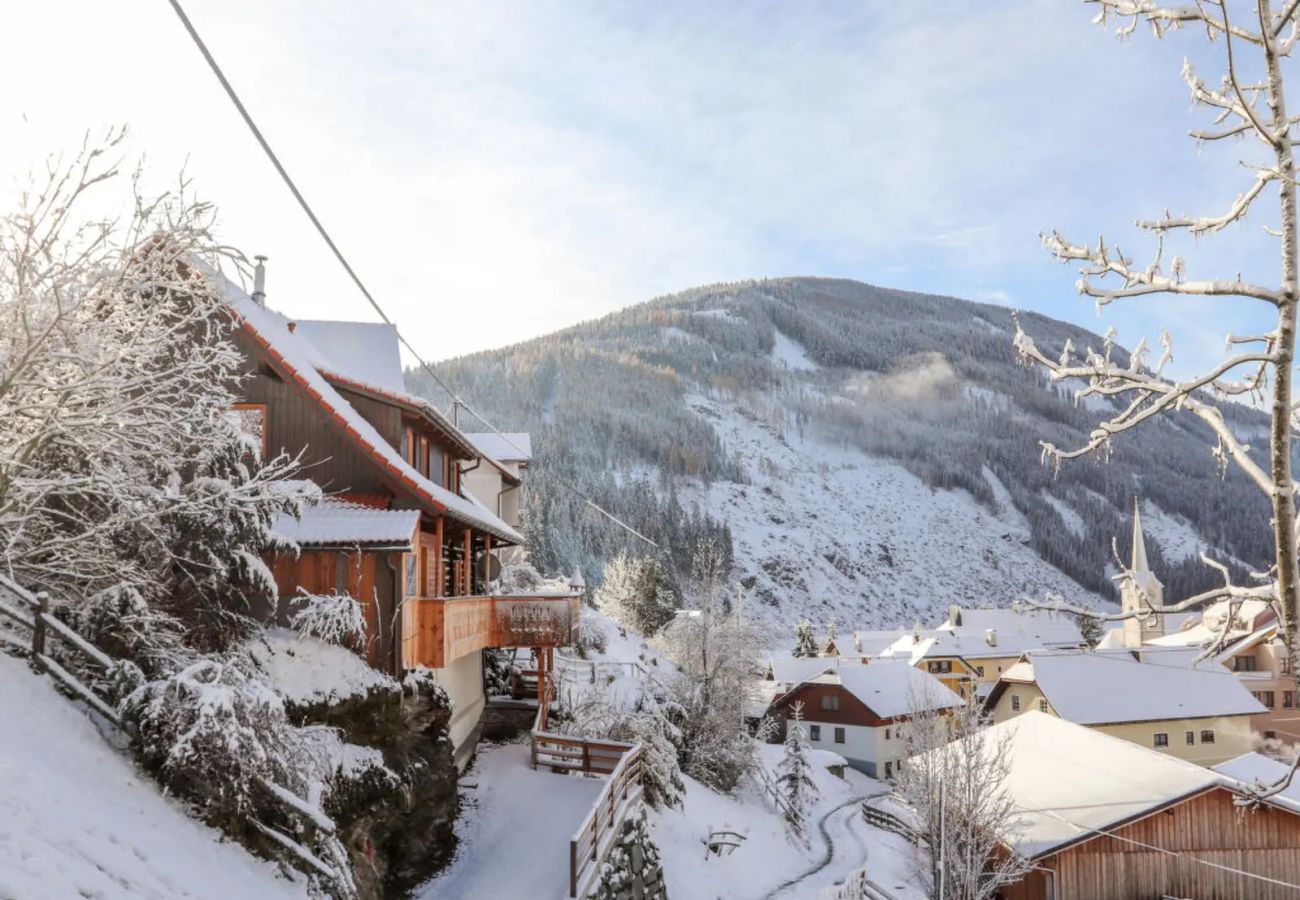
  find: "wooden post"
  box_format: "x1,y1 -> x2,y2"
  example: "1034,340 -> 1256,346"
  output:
434,516 -> 444,598
462,529 -> 472,595
570,842 -> 578,898
536,646 -> 548,731
31,592 -> 48,672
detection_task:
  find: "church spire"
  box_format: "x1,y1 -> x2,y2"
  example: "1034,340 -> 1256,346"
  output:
1131,497 -> 1150,575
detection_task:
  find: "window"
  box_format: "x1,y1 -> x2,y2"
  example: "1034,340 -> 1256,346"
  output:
1266,730 -> 1278,741
976,666 -> 985,678
418,437 -> 430,477
834,727 -> 845,744
1201,730 -> 1216,744
1153,732 -> 1169,748
1286,691 -> 1295,709
809,725 -> 821,741
1185,731 -> 1195,745
929,660 -> 952,674
884,728 -> 891,741
821,695 -> 840,712
1255,691 -> 1276,708
1284,656 -> 1293,675
1011,695 -> 1021,712
884,761 -> 893,779
1235,656 -> 1259,672
404,427 -> 417,466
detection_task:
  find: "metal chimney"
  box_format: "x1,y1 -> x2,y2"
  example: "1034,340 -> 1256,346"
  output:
251,255 -> 268,306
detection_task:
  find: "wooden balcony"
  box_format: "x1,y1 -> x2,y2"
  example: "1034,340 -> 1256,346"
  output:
401,592 -> 582,669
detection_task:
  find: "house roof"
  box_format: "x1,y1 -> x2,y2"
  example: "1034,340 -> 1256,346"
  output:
967,712 -> 1225,858
798,661 -> 964,720
214,272 -> 522,544
935,606 -> 1084,648
1213,753 -> 1300,813
1144,599 -> 1276,649
765,651 -> 839,685
271,498 -> 420,550
291,320 -> 406,395
988,650 -> 1265,725
464,432 -> 532,463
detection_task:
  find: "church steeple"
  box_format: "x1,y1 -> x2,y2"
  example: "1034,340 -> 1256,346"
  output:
1122,497 -> 1164,647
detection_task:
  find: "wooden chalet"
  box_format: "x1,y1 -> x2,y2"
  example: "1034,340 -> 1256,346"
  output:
216,264 -> 578,762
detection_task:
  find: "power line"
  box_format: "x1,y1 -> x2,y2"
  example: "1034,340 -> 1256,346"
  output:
163,0 -> 658,551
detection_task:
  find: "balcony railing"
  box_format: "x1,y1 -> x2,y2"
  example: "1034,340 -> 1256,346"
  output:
401,592 -> 582,668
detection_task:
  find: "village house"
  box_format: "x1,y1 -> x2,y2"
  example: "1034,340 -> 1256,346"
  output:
461,431 -> 531,566
769,661 -> 963,779
986,648 -> 1265,766
864,606 -> 1084,701
980,712 -> 1300,900
218,262 -> 579,768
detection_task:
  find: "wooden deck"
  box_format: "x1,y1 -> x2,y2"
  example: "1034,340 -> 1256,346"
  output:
401,593 -> 581,668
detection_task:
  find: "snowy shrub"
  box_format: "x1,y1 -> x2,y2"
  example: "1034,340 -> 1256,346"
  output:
290,590 -> 366,646
575,617 -> 608,658
402,665 -> 451,709
482,649 -> 514,696
587,809 -> 666,900
596,551 -> 678,637
777,703 -> 819,846
491,562 -> 545,594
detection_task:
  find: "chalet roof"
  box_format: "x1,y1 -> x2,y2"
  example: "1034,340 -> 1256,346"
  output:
935,606 -> 1084,648
214,272 -> 522,544
796,662 -> 964,719
291,320 -> 406,395
271,499 -> 420,550
464,432 -> 532,463
988,650 -> 1265,725
765,651 -> 839,685
965,712 -> 1224,859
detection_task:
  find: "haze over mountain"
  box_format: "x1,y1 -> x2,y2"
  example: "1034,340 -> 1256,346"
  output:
410,278 -> 1274,632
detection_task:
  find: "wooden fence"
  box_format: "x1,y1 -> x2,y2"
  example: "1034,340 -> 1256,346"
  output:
566,744 -> 644,898
0,572 -> 353,895
553,652 -> 647,684
861,803 -> 923,847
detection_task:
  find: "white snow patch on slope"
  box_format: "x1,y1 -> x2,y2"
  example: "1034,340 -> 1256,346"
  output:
983,467 -> 1030,537
661,325 -> 700,345
772,329 -> 818,372
1139,500 -> 1209,563
695,308 -> 735,320
680,394 -> 1109,632
1042,492 -> 1087,538
0,655 -> 305,900
246,627 -> 398,708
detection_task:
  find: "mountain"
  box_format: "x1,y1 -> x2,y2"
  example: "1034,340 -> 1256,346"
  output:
410,277 -> 1274,632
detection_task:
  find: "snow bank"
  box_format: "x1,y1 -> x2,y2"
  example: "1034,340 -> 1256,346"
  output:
246,627 -> 398,708
0,654 -> 305,900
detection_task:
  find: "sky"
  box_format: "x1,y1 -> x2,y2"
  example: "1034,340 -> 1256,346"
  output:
0,0 -> 1285,373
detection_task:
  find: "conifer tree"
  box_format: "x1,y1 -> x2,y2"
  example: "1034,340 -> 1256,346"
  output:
792,621 -> 818,658
778,701 -> 819,846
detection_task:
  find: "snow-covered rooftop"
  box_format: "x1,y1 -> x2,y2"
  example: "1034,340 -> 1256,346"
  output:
463,432 -> 532,463
803,661 -> 964,719
875,611 -> 1084,664
271,499 -> 420,549
999,650 -> 1265,725
935,606 -> 1084,647
291,320 -> 406,395
1213,753 -> 1300,813
764,650 -> 839,685
214,271 -> 522,544
970,712 -> 1223,858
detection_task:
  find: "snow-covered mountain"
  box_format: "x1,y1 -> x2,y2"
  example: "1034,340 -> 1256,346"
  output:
413,278 -> 1274,631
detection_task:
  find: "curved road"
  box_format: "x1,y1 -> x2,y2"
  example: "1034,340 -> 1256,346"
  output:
761,792 -> 886,899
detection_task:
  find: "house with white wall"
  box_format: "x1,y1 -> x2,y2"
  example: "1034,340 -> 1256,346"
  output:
770,661 -> 963,779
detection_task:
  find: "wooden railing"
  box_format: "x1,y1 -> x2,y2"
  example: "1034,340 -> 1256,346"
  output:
566,744 -> 644,898
553,652 -> 648,684
402,592 -> 582,668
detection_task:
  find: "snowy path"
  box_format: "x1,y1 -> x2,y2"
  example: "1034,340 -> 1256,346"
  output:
418,742 -> 605,900
0,655 -> 304,900
761,793 -> 880,899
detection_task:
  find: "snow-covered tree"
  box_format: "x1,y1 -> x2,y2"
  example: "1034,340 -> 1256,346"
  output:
0,131 -> 310,665
657,538 -> 767,793
1015,1 -> 1300,803
792,620 -> 818,658
289,589 -> 366,647
595,550 -> 678,636
824,617 -> 839,654
894,698 -> 1028,900
777,701 -> 819,846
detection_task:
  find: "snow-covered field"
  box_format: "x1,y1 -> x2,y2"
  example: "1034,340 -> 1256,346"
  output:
0,654 -> 305,900
681,393 -> 1111,632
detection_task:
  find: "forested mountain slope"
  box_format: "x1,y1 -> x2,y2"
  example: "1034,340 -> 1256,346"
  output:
410,278 -> 1273,630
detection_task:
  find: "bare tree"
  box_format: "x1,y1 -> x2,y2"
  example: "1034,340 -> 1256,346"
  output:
894,697 -> 1029,900
1014,2 -> 1300,799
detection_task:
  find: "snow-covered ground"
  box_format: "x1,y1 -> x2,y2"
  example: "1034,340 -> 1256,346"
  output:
680,394 -> 1111,632
0,654 -> 305,900
418,742 -> 605,900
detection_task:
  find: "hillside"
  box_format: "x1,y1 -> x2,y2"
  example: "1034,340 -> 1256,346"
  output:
411,278 -> 1274,630
0,655 -> 305,900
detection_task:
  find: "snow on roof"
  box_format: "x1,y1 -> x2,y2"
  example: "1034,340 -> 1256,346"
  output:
968,712 -> 1223,858
1010,650 -> 1265,725
291,320 -> 406,395
807,661 -> 964,719
935,606 -> 1083,647
214,271 -> 522,544
1145,598 -> 1275,649
765,651 -> 838,685
1213,753 -> 1300,812
271,498 -> 420,549
877,618 -> 1080,664
850,629 -> 904,656
464,432 -> 532,462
